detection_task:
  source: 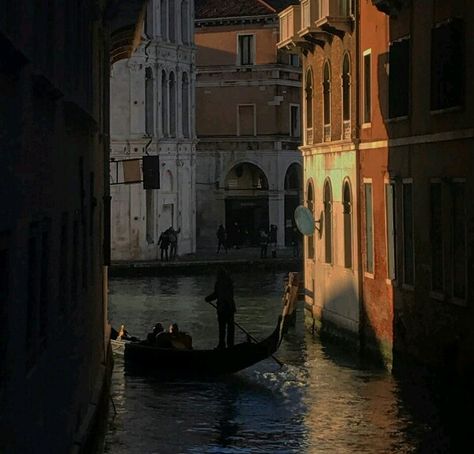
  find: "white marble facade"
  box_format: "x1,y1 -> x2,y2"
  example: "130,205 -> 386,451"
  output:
110,0 -> 196,260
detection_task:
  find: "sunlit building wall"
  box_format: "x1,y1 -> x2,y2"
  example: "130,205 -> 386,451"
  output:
278,0 -> 360,341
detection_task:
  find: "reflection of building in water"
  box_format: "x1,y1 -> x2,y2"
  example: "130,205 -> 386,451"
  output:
194,0 -> 303,248
110,0 -> 197,260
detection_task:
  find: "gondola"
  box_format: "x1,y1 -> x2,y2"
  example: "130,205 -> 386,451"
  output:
122,316 -> 283,377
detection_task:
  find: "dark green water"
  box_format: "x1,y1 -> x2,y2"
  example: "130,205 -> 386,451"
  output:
104,271 -> 451,454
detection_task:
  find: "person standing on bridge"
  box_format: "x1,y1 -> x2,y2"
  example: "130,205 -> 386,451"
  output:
205,267 -> 236,349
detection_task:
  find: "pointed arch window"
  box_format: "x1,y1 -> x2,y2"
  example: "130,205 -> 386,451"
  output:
342,53 -> 351,139
161,70 -> 168,137
145,67 -> 154,136
181,0 -> 189,44
324,180 -> 333,264
323,61 -> 331,142
305,69 -> 313,144
160,0 -> 167,40
182,73 -> 190,138
168,0 -> 175,42
169,72 -> 176,137
343,180 -> 352,268
307,181 -> 315,259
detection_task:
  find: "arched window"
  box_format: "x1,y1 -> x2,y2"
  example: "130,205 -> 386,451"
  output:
160,0 -> 167,40
307,181 -> 315,259
323,179 -> 332,263
323,61 -> 331,141
168,0 -> 175,42
342,53 -> 351,139
305,68 -> 313,133
181,0 -> 188,44
169,72 -> 176,137
182,72 -> 189,138
343,180 -> 352,268
161,70 -> 168,137
145,67 -> 154,136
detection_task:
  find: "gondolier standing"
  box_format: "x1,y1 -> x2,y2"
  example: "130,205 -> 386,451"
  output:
205,267 -> 236,349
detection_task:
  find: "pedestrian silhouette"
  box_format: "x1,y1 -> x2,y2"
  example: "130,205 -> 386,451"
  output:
216,224 -> 227,254
158,230 -> 170,261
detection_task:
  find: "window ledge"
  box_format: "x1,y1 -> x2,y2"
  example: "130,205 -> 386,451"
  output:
362,122 -> 372,129
430,105 -> 463,116
364,271 -> 375,279
386,115 -> 408,123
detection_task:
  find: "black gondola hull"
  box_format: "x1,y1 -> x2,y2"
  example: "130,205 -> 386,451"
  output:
123,317 -> 283,377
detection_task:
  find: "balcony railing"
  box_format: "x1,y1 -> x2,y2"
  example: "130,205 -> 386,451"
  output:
277,5 -> 306,50
323,124 -> 331,142
316,0 -> 353,35
343,119 -> 351,140
306,128 -> 313,145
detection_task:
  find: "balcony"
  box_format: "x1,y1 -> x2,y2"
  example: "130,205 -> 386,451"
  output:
315,0 -> 354,37
297,0 -> 353,48
277,5 -> 310,51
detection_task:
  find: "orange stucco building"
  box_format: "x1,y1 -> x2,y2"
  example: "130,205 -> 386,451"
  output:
195,0 -> 303,249
280,0 -> 474,375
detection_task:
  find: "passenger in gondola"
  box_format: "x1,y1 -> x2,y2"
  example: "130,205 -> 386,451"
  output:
146,322 -> 164,344
205,267 -> 236,349
168,323 -> 193,349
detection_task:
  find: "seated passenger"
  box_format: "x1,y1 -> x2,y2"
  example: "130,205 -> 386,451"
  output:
169,323 -> 193,350
146,322 -> 164,344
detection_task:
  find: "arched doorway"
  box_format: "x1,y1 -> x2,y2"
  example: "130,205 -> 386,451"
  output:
224,163 -> 269,246
284,163 -> 302,246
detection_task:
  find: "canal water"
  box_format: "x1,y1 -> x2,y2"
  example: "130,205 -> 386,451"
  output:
103,271 -> 453,454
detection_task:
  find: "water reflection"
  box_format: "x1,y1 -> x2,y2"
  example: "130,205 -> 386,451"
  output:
104,272 -> 442,454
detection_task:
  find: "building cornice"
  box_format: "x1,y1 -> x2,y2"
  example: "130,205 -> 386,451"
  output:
195,14 -> 277,28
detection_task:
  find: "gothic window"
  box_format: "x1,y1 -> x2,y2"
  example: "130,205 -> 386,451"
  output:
181,0 -> 189,44
160,0 -> 167,40
323,61 -> 331,141
182,73 -> 190,138
168,0 -> 175,42
324,180 -> 333,264
343,180 -> 352,269
307,181 -> 315,259
145,67 -> 154,136
342,53 -> 351,139
161,70 -> 168,137
305,68 -> 313,144
169,72 -> 176,137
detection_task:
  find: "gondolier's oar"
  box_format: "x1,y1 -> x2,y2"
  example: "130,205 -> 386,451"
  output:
205,300 -> 284,368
